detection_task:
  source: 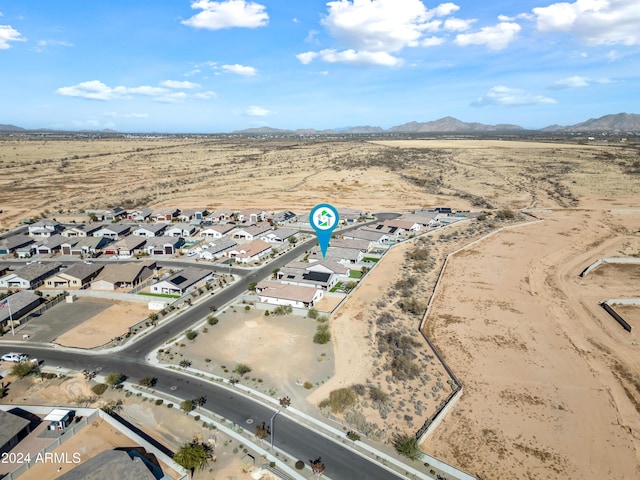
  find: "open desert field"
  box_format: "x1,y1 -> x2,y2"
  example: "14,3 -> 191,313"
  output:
3,135 -> 640,478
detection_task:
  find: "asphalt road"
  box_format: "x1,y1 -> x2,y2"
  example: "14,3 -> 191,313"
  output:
1,213 -> 404,480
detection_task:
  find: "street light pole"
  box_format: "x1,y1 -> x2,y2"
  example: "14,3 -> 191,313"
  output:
270,409 -> 281,452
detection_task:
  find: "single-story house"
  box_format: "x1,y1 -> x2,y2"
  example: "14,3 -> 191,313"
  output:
56,449 -> 157,480
238,208 -> 268,223
342,228 -> 390,245
91,261 -> 156,291
104,236 -> 147,257
0,410 -> 32,455
401,212 -> 440,228
150,267 -> 213,295
0,290 -> 42,328
132,223 -> 167,237
209,208 -> 234,223
229,239 -> 272,263
165,223 -> 198,237
260,228 -> 299,244
277,265 -> 337,290
365,219 -> 421,237
177,208 -> 206,222
16,243 -> 37,258
233,224 -> 272,241
309,246 -> 364,264
256,280 -> 324,309
126,207 -> 152,222
200,224 -> 235,239
306,259 -> 351,277
61,236 -> 112,256
35,234 -> 67,255
198,237 -> 237,260
0,235 -> 35,255
337,207 -> 363,224
44,262 -> 104,289
0,262 -> 62,289
329,237 -> 370,252
92,224 -> 132,239
103,206 -> 127,222
269,210 -> 297,224
27,219 -> 63,237
151,208 -> 179,222
61,224 -> 102,238
143,236 -> 184,255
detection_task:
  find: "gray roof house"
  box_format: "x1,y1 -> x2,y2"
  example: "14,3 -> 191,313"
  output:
91,261 -> 156,291
44,263 -> 104,289
232,224 -> 272,240
0,235 -> 35,255
27,219 -> 63,237
0,410 -> 32,455
165,223 -> 198,237
260,228 -> 299,244
132,223 -> 167,237
0,290 -> 42,328
61,224 -> 103,238
342,228 -> 390,244
92,223 -> 133,239
61,236 -> 112,256
277,265 -> 337,290
0,262 -> 62,289
56,449 -> 157,480
35,234 -> 67,255
309,246 -> 364,264
143,236 -> 184,255
150,267 -> 213,295
198,237 -> 238,260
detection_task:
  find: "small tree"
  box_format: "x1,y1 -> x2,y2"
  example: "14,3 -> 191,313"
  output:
207,315 -> 219,325
185,329 -> 197,341
101,399 -> 123,416
248,281 -> 258,292
233,363 -> 251,377
307,308 -> 319,319
193,396 -> 207,408
310,457 -> 326,476
138,376 -> 157,388
393,434 -> 421,461
173,440 -> 213,477
314,324 -> 331,344
180,399 -> 195,413
105,372 -> 125,387
254,421 -> 270,440
279,396 -> 291,408
179,359 -> 192,368
346,431 -> 361,443
11,361 -> 38,378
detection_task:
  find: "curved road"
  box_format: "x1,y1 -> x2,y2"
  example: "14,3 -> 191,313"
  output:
1,213 -> 403,480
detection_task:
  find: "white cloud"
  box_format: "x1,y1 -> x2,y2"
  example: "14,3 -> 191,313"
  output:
161,80 -> 201,89
246,105 -> 272,116
443,17 -> 475,32
56,80 -> 215,103
182,0 -> 268,30
552,75 -> 590,88
532,0 -> 640,45
299,0 -> 476,66
193,90 -> 218,99
473,86 -> 557,106
0,24 -> 26,49
105,112 -> 149,119
221,63 -> 257,75
607,49 -> 619,61
298,48 -> 403,67
455,22 -> 520,50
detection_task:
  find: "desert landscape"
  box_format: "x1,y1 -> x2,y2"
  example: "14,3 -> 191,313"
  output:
2,134 -> 640,479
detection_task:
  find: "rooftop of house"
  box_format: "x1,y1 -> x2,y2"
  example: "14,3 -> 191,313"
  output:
343,228 -> 389,241
256,280 -> 321,303
0,234 -> 34,250
92,261 -> 155,284
330,238 -> 370,251
161,267 -> 210,288
56,262 -> 104,280
57,449 -> 157,480
134,223 -> 167,234
8,262 -> 62,281
233,239 -> 272,257
0,410 -> 31,448
236,224 -> 272,236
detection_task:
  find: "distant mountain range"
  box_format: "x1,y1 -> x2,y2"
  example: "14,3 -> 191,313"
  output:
2,113 -> 639,135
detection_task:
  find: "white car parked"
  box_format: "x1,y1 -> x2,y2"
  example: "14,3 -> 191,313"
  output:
1,352 -> 28,363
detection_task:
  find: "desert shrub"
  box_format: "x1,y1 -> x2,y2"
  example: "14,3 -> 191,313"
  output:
11,361 -> 38,378
388,355 -> 421,380
138,376 -> 157,387
91,383 -> 109,395
233,363 -> 251,376
376,311 -> 394,326
393,434 -> 421,461
350,384 -> 366,396
392,276 -> 418,296
207,315 -> 219,325
185,329 -> 197,341
272,305 -> 293,316
328,388 -> 356,414
377,330 -> 420,355
155,399 -> 164,406
398,296 -> 426,315
180,399 -> 194,413
313,323 -> 331,344
307,308 -> 319,319
495,209 -> 515,220
295,460 -> 305,470
167,403 -> 173,408
179,359 -> 192,368
244,305 -> 250,311
303,381 -> 313,390
369,386 -> 390,405
105,372 -> 125,386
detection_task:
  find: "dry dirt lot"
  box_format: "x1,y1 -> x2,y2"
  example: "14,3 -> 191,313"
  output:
3,136 -> 640,479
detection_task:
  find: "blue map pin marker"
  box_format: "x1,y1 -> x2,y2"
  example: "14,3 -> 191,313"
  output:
310,203 -> 339,258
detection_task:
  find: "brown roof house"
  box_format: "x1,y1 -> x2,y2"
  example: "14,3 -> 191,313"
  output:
44,263 -> 104,289
256,280 -> 324,309
228,239 -> 272,263
91,261 -> 156,291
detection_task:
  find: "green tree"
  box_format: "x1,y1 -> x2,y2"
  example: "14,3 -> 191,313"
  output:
180,399 -> 195,413
393,434 -> 421,461
105,372 -> 125,386
173,441 -> 213,477
185,329 -> 197,341
287,235 -> 298,245
101,399 -> 123,416
138,376 -> 157,388
11,361 -> 38,378
248,281 -> 258,292
307,308 -> 319,319
314,324 -> 331,344
233,363 -> 251,377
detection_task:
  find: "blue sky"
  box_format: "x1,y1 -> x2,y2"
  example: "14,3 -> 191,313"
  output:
1,0 -> 639,132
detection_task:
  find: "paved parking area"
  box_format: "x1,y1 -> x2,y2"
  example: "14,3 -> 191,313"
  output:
15,299 -> 111,344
